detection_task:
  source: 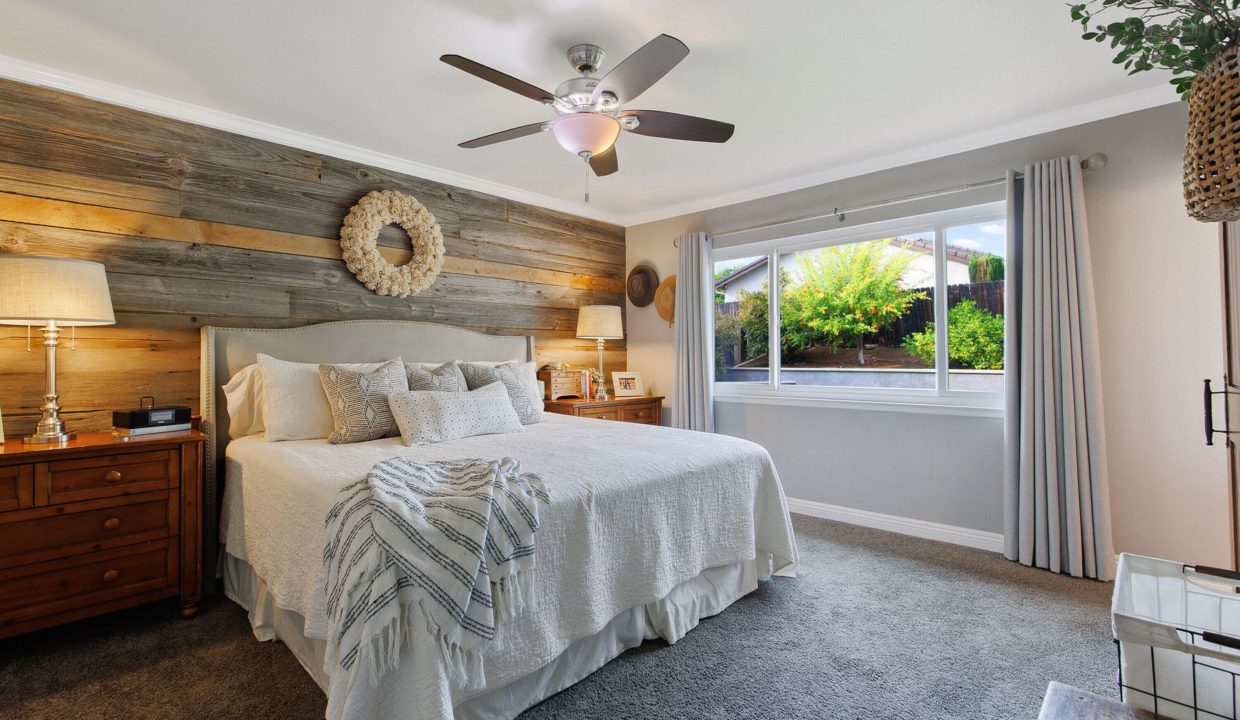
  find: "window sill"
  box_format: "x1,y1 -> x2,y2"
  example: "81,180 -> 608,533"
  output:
713,387 -> 1004,418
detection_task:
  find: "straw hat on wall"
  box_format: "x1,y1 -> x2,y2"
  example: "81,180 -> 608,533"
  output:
655,275 -> 676,326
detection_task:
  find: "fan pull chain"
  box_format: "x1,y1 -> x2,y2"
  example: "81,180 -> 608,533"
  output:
26,324 -> 31,352
584,159 -> 591,204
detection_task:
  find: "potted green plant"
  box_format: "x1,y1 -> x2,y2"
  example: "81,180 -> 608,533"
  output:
1071,1 -> 1240,221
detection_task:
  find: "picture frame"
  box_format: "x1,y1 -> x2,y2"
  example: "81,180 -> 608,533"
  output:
611,371 -> 644,397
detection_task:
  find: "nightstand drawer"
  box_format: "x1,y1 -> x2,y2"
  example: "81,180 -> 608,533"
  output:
46,450 -> 176,504
0,493 -> 174,568
0,540 -> 175,621
579,407 -> 620,421
0,465 -> 32,512
621,404 -> 658,424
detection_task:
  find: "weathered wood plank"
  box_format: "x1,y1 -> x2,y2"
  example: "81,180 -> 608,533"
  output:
0,196 -> 622,292
107,273 -> 293,319
288,288 -> 580,332
0,325 -> 199,423
461,216 -> 625,267
0,78 -> 323,184
0,162 -> 182,216
507,200 -> 625,246
0,118 -> 185,191
178,162 -> 462,240
3,410 -> 116,439
319,156 -> 508,222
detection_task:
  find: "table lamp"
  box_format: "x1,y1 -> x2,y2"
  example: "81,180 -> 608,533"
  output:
576,305 -> 623,400
0,256 -> 115,444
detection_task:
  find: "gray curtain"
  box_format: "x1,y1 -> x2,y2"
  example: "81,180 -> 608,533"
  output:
673,232 -> 715,432
1004,156 -> 1115,581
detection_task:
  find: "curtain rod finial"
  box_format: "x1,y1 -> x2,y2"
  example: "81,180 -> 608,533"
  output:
1081,153 -> 1108,171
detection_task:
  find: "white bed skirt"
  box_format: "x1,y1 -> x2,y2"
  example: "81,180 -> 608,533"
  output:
223,553 -> 761,719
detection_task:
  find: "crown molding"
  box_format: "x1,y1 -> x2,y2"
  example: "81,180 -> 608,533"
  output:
0,53 -> 627,227
0,52 -> 1180,229
620,83 -> 1181,227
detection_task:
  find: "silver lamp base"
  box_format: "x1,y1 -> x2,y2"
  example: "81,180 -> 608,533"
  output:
24,429 -> 75,445
23,320 -> 75,445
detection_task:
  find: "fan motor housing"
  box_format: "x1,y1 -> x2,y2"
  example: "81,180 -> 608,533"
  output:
566,44 -> 605,74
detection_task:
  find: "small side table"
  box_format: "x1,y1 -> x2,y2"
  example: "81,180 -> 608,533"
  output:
543,395 -> 664,425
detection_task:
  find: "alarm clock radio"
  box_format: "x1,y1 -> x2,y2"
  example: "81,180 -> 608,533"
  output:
112,404 -> 192,437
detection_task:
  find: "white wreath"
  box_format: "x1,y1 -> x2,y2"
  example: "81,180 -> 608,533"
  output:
339,189 -> 445,298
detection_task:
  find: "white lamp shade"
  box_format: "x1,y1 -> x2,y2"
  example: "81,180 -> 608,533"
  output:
551,113 -> 620,157
0,256 -> 115,326
576,305 -> 623,340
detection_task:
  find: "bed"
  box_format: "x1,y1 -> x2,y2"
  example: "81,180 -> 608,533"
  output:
201,320 -> 799,720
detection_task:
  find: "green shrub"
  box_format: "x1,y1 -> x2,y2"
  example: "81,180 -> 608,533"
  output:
781,240 -> 926,364
902,299 -> 1005,370
714,312 -> 741,377
968,254 -> 1005,283
737,286 -> 769,359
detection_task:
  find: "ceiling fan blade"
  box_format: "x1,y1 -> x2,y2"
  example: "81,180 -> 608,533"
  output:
620,110 -> 734,143
440,54 -> 557,104
458,122 -> 548,149
589,146 -> 619,176
591,34 -> 689,106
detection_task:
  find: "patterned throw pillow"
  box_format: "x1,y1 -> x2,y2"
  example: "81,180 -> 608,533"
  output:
318,360 -> 408,444
388,382 -> 524,446
406,361 -> 468,392
459,361 -> 544,424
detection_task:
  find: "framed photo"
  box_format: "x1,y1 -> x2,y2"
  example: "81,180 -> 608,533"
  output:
612,371 -> 644,397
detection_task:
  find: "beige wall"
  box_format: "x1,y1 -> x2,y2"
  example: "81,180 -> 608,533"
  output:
626,103 -> 1230,566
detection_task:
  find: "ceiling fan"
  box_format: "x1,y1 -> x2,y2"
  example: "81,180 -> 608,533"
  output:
440,34 -> 734,183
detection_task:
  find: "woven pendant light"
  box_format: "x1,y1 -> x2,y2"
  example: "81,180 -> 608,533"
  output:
1185,45 -> 1240,222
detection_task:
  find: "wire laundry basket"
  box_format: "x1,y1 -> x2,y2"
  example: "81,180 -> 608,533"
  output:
1113,553 -> 1240,719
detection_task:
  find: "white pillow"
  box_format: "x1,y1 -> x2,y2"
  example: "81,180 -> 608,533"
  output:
388,382 -> 524,446
222,364 -> 265,439
257,354 -> 395,441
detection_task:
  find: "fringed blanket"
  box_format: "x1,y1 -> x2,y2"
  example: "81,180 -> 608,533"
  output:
323,456 -> 549,690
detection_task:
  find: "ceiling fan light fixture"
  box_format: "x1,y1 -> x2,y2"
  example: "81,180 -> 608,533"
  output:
550,113 -> 620,158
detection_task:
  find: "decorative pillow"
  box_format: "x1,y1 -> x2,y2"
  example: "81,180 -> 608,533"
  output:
222,363 -> 265,439
508,361 -> 544,410
459,361 -> 544,424
388,382 -> 524,446
257,354 -> 394,441
318,360 -> 409,444
406,361 -> 468,392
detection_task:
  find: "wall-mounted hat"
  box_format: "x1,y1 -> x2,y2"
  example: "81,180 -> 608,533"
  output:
655,274 -> 676,326
626,265 -> 659,307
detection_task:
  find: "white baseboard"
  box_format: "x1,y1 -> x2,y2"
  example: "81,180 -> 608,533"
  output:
787,497 -> 1005,554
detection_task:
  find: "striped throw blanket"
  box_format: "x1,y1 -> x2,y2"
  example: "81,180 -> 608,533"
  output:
322,456 -> 549,689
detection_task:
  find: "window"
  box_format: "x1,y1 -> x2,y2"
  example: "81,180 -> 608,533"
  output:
713,255 -> 769,385
711,203 -> 1005,411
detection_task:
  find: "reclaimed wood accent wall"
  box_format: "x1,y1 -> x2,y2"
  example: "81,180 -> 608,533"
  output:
0,79 -> 626,437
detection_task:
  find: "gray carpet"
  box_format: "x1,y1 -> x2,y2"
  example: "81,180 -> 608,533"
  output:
0,515 -> 1116,719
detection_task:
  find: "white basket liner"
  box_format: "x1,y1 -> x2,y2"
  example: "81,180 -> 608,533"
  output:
1113,553 -> 1240,667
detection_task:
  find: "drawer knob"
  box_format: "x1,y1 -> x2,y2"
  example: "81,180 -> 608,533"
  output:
104,470 -> 123,483
103,517 -> 122,531
102,569 -> 120,583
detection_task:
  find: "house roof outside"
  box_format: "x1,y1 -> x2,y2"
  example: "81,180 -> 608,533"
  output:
714,237 -> 989,290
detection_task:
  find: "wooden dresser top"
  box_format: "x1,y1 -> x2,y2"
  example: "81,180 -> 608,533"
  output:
0,430 -> 205,461
544,395 -> 663,408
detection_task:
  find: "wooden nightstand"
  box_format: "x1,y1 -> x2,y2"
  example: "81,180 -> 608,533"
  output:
543,395 -> 664,425
0,429 -> 205,638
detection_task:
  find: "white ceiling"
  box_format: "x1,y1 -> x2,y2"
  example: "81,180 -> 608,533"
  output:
0,0 -> 1178,225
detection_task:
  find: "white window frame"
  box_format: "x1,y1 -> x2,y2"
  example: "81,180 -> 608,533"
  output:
711,202 -> 1005,417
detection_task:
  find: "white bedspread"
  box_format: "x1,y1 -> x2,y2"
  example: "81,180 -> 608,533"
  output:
221,414 -> 798,720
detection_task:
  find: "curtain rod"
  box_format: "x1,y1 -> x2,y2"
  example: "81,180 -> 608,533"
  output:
705,153 -> 1108,241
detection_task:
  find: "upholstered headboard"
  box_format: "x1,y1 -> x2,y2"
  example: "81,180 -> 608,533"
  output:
198,319 -> 535,592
